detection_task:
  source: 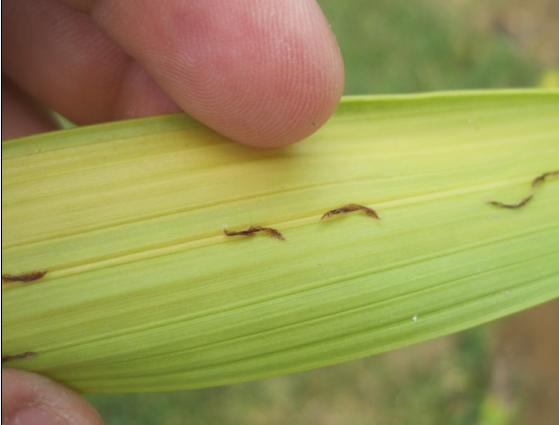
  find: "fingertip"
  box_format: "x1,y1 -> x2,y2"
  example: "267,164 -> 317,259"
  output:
195,0 -> 345,148
93,0 -> 344,148
2,369 -> 104,425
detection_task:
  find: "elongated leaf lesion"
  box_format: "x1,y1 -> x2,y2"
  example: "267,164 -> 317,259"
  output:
488,195 -> 534,210
2,352 -> 36,363
321,203 -> 380,220
224,226 -> 285,240
531,170 -> 559,188
2,271 -> 47,284
489,170 -> 558,210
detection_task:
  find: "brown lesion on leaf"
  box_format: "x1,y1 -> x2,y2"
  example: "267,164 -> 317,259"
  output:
488,195 -> 534,210
224,226 -> 285,241
2,270 -> 47,283
321,203 -> 380,220
531,170 -> 559,188
489,169 -> 558,211
2,352 -> 36,363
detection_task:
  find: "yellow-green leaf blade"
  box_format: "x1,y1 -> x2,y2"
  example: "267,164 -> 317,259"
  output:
2,90 -> 559,392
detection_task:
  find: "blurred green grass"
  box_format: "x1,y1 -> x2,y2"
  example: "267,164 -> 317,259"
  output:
321,0 -> 540,94
86,0 -> 551,424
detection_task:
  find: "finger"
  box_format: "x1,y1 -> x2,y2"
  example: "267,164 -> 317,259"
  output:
1,76 -> 58,140
2,369 -> 104,425
3,0 -> 179,125
111,60 -> 181,119
4,0 -> 343,146
91,0 -> 345,147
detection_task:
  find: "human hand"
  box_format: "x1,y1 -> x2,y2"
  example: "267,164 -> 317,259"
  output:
2,0 -> 344,147
2,1 -> 344,423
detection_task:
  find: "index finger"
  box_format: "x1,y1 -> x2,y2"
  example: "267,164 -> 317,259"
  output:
90,0 -> 344,147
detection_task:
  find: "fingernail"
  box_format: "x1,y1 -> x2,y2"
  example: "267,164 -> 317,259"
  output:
11,405 -> 65,425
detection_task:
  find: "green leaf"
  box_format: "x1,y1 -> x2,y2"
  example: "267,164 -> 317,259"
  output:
2,90 -> 558,393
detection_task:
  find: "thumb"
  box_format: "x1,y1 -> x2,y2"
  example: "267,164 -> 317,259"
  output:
2,369 -> 104,425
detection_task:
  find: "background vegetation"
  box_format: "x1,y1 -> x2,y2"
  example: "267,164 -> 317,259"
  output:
87,0 -> 559,423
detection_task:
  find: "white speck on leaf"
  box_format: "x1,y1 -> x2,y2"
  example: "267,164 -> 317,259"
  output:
412,314 -> 419,322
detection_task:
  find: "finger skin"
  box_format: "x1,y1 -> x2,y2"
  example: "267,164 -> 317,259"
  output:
111,60 -> 181,119
1,77 -> 57,140
3,0 -> 129,124
2,369 -> 104,425
4,0 -> 343,146
3,0 -> 180,124
92,0 -> 345,147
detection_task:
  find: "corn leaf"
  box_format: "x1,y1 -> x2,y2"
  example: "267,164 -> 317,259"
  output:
2,90 -> 558,393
